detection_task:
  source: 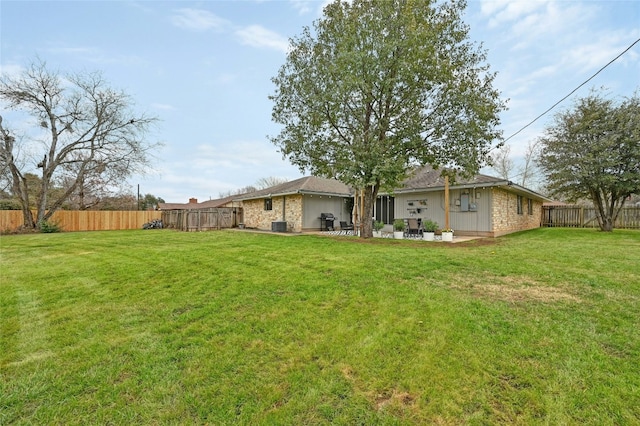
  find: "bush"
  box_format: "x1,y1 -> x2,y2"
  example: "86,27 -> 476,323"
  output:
423,219 -> 438,232
38,220 -> 62,233
0,199 -> 22,210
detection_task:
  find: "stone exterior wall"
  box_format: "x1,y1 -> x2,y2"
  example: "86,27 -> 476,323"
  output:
241,195 -> 304,232
491,188 -> 543,236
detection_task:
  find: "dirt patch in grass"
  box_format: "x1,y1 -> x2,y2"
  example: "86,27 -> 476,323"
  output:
373,390 -> 417,411
451,275 -> 581,303
339,365 -> 418,413
340,366 -> 417,411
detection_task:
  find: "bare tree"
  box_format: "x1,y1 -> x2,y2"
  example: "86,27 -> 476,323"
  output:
489,144 -> 514,180
218,177 -> 287,198
518,140 -> 542,190
254,176 -> 287,189
218,185 -> 258,199
489,140 -> 543,191
0,59 -> 160,228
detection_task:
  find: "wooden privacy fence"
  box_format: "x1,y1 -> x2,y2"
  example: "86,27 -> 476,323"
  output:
542,206 -> 640,229
161,207 -> 241,231
0,210 -> 161,232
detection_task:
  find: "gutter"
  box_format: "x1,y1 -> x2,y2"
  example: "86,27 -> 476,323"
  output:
391,181 -> 551,202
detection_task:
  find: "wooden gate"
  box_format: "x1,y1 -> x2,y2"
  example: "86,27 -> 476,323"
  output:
162,208 -> 241,231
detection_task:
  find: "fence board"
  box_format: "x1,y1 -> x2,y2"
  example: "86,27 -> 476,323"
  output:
161,208 -> 240,231
542,206 -> 640,229
0,210 -> 161,232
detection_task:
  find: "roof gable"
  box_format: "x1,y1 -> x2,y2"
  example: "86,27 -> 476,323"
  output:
234,176 -> 352,200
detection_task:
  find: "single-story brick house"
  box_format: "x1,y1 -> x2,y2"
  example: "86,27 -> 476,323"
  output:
233,176 -> 353,232
376,166 -> 551,237
162,167 -> 549,236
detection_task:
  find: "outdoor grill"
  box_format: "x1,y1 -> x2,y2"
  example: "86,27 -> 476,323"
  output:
320,213 -> 335,231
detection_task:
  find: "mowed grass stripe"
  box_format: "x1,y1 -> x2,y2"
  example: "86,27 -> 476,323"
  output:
0,228 -> 638,424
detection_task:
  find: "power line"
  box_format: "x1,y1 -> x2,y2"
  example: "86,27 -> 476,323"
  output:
502,37 -> 640,144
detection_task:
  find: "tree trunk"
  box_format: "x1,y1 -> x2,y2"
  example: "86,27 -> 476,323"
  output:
360,184 -> 379,238
1,116 -> 35,228
12,167 -> 35,228
15,174 -> 35,228
592,191 -> 614,232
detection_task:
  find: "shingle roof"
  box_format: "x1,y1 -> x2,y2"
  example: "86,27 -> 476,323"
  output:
398,166 -> 506,191
161,167 -> 550,208
234,176 -> 352,201
394,165 -> 550,202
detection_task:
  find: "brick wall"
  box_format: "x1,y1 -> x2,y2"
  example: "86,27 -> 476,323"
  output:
491,188 -> 543,236
242,195 -> 303,232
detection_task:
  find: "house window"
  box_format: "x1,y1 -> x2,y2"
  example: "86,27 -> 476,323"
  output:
264,198 -> 273,211
375,196 -> 395,224
517,195 -> 523,215
527,198 -> 533,215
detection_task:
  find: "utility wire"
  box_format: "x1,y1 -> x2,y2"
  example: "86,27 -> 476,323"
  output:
502,37 -> 640,144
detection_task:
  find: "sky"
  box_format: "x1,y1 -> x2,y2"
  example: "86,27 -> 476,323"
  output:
1,0 -> 639,203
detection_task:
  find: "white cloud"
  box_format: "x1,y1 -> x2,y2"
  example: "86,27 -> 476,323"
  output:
563,31 -> 640,73
483,0 -> 547,28
289,0 -> 313,15
525,65 -> 558,81
43,44 -> 147,67
235,25 -> 289,53
0,62 -> 23,78
193,140 -> 286,170
146,140 -> 302,201
480,1 -> 596,46
171,8 -> 230,32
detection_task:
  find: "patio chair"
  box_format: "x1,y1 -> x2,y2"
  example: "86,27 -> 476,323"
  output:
406,218 -> 422,238
339,221 -> 355,235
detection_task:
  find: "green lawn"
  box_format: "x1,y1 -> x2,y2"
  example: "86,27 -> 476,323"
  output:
1,228 -> 639,425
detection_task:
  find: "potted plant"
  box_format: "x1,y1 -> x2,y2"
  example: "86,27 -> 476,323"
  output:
441,228 -> 454,242
393,219 -> 405,239
423,220 -> 438,241
373,220 -> 385,237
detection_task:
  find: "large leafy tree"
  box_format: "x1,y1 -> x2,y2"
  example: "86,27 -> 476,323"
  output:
0,59 -> 159,229
538,91 -> 640,231
270,0 -> 505,237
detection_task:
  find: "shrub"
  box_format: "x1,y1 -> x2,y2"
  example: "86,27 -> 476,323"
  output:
423,219 -> 438,232
0,199 -> 22,210
38,220 -> 62,233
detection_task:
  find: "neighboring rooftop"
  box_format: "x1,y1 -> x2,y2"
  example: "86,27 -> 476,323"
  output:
158,194 -> 239,211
